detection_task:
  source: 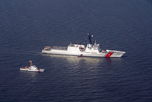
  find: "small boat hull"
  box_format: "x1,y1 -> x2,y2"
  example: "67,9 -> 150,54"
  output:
38,69 -> 45,72
20,67 -> 44,72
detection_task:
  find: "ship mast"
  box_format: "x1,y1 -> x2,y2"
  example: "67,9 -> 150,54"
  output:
29,60 -> 33,66
87,33 -> 93,44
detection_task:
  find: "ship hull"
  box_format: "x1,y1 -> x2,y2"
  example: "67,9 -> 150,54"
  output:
42,49 -> 125,58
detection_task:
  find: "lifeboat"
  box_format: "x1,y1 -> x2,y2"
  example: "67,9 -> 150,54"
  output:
78,54 -> 83,57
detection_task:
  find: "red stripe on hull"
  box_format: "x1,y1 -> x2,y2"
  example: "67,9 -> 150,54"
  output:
105,52 -> 114,57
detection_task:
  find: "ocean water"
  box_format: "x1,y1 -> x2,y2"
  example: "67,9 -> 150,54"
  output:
0,0 -> 152,102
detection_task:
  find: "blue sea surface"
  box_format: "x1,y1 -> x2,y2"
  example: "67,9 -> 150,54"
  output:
0,0 -> 152,102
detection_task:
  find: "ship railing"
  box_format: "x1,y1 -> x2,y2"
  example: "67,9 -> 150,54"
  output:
52,46 -> 67,50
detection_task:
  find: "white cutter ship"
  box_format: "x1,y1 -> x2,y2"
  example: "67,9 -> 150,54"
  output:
42,34 -> 126,57
20,61 -> 44,72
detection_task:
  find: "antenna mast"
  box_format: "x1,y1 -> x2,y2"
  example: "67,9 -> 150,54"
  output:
87,33 -> 93,44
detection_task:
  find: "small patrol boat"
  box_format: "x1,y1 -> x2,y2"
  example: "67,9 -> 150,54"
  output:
20,60 -> 44,72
